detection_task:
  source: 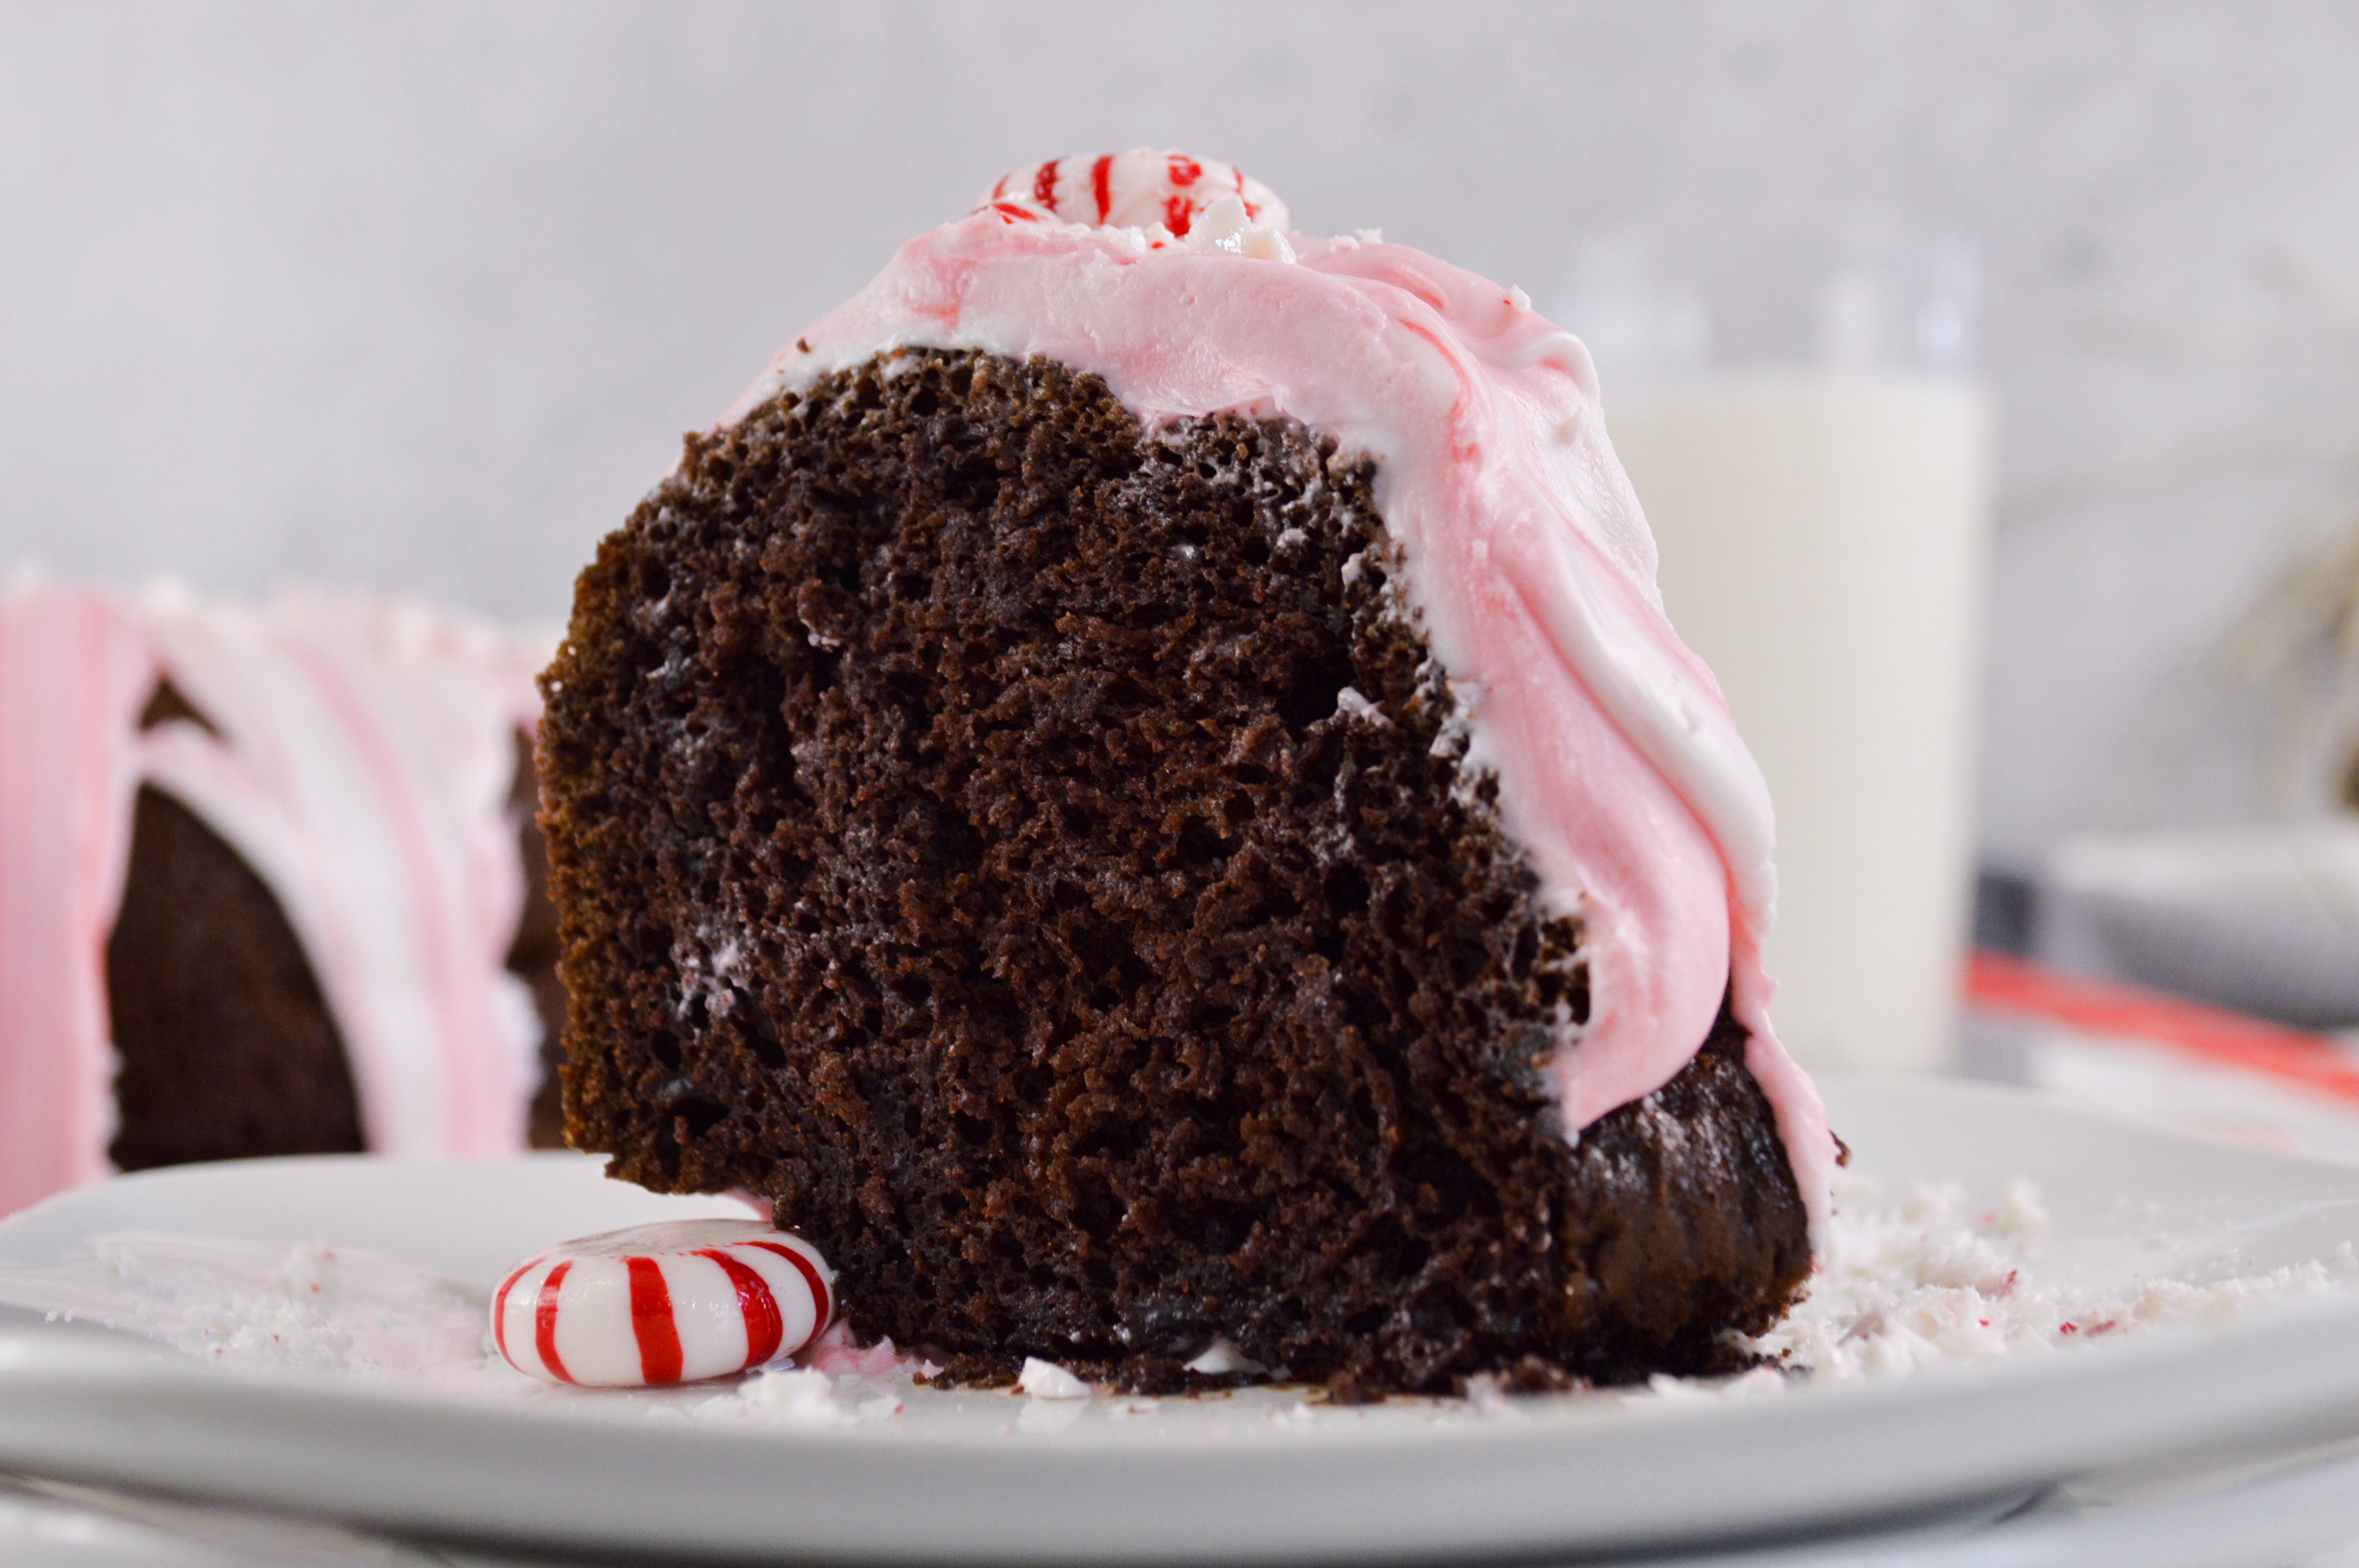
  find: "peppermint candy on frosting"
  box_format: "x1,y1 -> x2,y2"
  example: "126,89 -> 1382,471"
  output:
491,1219 -> 833,1387
975,149 -> 1289,241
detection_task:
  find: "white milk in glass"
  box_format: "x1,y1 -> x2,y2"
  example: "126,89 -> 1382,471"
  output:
1609,375 -> 1993,1071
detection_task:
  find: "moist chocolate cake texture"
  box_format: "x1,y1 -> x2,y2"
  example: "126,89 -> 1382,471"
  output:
542,349 -> 1811,1394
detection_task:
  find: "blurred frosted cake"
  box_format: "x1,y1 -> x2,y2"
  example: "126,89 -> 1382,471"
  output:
539,151 -> 1834,1393
0,582 -> 564,1216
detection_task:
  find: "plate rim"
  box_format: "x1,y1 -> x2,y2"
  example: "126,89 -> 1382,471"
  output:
3,1077 -> 2358,1561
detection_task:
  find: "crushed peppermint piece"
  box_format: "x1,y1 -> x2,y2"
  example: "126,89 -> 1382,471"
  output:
1018,1356 -> 1092,1400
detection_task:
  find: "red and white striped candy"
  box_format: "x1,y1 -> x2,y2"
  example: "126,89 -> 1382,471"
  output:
491,1219 -> 834,1387
972,149 -> 1289,239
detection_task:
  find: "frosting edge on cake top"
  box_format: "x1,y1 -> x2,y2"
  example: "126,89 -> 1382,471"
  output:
720,151 -> 1836,1240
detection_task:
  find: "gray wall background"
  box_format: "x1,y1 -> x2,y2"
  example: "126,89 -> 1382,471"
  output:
7,1 -> 2357,867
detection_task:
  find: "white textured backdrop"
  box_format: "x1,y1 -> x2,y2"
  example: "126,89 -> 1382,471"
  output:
6,1 -> 2357,862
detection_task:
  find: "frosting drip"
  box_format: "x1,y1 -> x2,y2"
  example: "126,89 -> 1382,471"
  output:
724,152 -> 1836,1239
0,593 -> 152,1213
0,584 -> 548,1216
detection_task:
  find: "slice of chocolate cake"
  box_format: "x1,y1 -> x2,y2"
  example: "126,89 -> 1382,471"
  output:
541,152 -> 1836,1394
0,584 -> 566,1215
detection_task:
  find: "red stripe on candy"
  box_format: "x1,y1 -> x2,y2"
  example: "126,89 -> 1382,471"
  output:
1032,160 -> 1060,212
1165,195 -> 1193,238
627,1255 -> 684,1385
1235,165 -> 1259,221
700,1248 -> 784,1367
749,1240 -> 832,1354
1092,154 -> 1114,224
1167,154 -> 1201,188
991,202 -> 1039,223
491,1264 -> 524,1362
535,1261 -> 576,1384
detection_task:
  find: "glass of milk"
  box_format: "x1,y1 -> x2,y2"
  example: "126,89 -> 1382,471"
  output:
1567,233 -> 1995,1073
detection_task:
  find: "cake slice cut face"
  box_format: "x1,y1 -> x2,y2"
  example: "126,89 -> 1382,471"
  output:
542,152 -> 1836,1393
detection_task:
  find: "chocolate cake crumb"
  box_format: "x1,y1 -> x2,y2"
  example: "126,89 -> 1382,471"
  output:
914,1354 -> 1018,1391
540,348 -> 1810,1394
1513,1357 -> 1587,1394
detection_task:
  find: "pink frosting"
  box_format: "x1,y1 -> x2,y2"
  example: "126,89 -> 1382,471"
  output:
0,583 -> 549,1217
0,594 -> 153,1213
724,153 -> 1836,1239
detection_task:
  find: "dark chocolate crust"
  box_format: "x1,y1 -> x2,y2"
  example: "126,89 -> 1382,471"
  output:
540,349 -> 1809,1392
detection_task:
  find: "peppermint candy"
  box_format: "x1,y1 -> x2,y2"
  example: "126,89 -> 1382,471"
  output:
974,149 -> 1289,239
491,1219 -> 834,1387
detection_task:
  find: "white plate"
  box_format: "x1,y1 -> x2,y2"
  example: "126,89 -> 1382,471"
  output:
3,1078 -> 2359,1564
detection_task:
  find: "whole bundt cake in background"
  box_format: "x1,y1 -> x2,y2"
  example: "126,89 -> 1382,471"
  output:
538,151 -> 1834,1394
0,583 -> 567,1217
